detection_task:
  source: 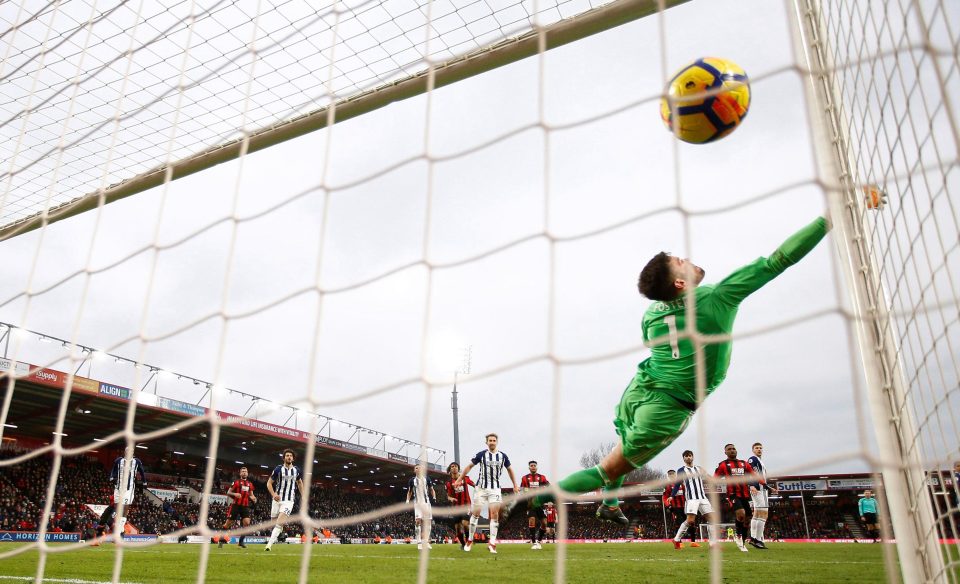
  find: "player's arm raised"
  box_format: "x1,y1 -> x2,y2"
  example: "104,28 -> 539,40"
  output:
712,216 -> 830,307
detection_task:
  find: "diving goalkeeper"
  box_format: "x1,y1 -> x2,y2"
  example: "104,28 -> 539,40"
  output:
536,214 -> 837,523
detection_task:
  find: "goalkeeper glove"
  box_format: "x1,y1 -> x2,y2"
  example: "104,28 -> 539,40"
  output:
863,185 -> 888,210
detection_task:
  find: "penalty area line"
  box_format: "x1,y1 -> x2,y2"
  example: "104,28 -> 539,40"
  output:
0,576 -> 143,584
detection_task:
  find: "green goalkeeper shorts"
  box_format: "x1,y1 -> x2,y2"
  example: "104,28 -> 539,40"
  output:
613,379 -> 693,468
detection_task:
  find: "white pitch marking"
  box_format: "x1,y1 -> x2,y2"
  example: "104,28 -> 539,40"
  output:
0,576 -> 142,584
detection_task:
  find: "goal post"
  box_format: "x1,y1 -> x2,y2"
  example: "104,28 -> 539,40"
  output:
790,1 -> 952,581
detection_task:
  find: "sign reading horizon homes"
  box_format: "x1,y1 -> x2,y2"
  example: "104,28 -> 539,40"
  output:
0,531 -> 80,542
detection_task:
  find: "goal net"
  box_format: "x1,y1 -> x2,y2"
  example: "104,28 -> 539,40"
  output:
0,0 -> 956,583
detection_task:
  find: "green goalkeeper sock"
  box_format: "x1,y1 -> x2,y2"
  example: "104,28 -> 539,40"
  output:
533,466 -> 607,508
601,475 -> 626,508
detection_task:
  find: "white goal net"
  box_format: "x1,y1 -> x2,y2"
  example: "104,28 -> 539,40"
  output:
0,0 -> 957,583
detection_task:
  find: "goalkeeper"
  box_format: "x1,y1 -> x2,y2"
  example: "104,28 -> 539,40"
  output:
536,214 -> 839,523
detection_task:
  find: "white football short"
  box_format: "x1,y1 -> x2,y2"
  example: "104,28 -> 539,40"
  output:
750,489 -> 769,510
113,487 -> 135,506
271,499 -> 294,517
414,501 -> 432,520
684,499 -> 713,516
475,488 -> 502,504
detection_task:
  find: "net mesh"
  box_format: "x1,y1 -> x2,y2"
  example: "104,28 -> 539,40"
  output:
0,0 -> 957,582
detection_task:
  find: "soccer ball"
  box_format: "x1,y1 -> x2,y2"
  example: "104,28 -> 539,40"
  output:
659,57 -> 751,144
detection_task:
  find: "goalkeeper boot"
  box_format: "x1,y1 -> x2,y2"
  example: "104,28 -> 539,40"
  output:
595,505 -> 629,525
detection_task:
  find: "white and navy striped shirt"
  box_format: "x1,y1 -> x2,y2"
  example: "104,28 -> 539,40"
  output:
407,476 -> 434,505
270,465 -> 302,501
747,455 -> 767,491
110,456 -> 145,492
672,465 -> 707,500
471,449 -> 511,489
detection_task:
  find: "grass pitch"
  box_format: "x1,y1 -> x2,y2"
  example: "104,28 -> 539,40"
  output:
0,542 -> 891,583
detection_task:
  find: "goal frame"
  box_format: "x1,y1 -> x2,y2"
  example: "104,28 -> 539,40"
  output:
789,1 -> 946,581
0,0 -> 693,243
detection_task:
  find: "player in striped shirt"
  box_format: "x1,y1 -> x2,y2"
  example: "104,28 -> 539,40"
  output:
445,462 -> 475,549
454,433 -> 518,554
95,447 -> 146,542
219,466 -> 257,548
530,217 -> 839,523
664,467 -> 698,547
265,448 -> 304,552
667,450 -> 714,549
746,442 -> 776,549
715,444 -> 760,552
520,461 -> 550,549
544,502 -> 557,542
406,463 -> 437,550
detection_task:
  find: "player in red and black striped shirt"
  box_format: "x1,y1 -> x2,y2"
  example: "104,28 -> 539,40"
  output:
520,461 -> 550,549
544,502 -> 557,542
219,466 -> 257,549
715,444 -> 759,551
445,462 -> 475,549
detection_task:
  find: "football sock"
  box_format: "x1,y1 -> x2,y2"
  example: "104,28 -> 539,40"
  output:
99,506 -> 115,528
551,466 -> 606,505
689,523 -> 698,542
268,525 -> 282,546
414,522 -> 420,543
750,518 -> 759,540
528,526 -> 536,543
537,528 -> 545,543
468,515 -> 478,542
756,518 -> 766,542
489,520 -> 499,545
239,535 -> 245,545
674,522 -> 689,542
601,474 -> 626,508
115,516 -> 126,537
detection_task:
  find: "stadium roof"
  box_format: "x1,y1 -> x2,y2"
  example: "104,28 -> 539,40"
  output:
0,359 -> 445,485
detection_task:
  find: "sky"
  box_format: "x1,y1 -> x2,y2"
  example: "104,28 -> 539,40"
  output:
0,0 -> 957,484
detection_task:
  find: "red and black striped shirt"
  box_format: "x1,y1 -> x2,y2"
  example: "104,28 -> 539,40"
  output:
545,506 -> 557,523
715,459 -> 755,499
664,483 -> 685,508
446,475 -> 474,506
520,473 -> 549,490
229,479 -> 255,507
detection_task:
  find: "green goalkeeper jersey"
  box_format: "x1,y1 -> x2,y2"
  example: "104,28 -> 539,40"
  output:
634,216 -> 829,405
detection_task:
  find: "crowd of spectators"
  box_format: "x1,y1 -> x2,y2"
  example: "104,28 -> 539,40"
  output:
0,445 -> 108,536
2,445 -> 950,543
